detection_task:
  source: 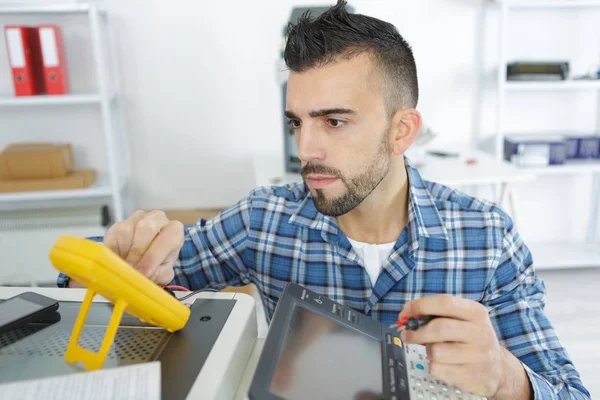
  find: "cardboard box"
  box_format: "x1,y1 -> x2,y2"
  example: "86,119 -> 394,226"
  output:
163,209 -> 224,224
0,169 -> 96,193
0,143 -> 74,180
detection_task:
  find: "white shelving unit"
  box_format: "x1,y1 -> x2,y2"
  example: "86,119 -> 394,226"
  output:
525,161 -> 600,175
0,175 -> 121,203
502,0 -> 600,9
505,80 -> 600,91
490,0 -> 600,269
0,93 -> 106,106
0,4 -> 130,221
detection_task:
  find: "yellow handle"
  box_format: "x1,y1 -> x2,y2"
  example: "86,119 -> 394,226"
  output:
64,289 -> 128,371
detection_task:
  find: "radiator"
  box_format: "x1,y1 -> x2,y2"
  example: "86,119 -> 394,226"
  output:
0,206 -> 110,286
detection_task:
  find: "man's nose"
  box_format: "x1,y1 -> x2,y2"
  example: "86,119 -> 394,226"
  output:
296,122 -> 326,163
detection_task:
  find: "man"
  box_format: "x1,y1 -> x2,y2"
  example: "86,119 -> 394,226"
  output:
58,2 -> 589,398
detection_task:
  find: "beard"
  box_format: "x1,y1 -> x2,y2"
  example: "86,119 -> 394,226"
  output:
301,129 -> 392,217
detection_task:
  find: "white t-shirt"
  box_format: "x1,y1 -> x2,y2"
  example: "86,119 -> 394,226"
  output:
347,237 -> 396,287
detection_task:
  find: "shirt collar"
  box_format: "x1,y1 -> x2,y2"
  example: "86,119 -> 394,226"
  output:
404,156 -> 449,241
288,191 -> 340,239
288,156 -> 449,250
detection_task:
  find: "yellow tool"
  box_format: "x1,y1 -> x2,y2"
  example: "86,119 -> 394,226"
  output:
49,236 -> 191,371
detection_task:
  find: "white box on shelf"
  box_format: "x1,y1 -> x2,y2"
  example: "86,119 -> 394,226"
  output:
504,134 -> 567,167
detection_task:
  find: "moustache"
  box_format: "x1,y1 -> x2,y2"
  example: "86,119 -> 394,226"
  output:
300,164 -> 343,178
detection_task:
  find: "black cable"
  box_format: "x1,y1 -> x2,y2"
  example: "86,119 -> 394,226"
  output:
178,288 -> 219,302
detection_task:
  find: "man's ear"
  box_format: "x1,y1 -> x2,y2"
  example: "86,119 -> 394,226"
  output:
389,108 -> 422,156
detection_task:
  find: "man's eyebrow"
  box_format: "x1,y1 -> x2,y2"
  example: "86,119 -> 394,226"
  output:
309,108 -> 355,118
284,108 -> 356,119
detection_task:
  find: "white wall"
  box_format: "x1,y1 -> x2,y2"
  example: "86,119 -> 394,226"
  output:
0,0 -> 599,244
108,0 -> 486,210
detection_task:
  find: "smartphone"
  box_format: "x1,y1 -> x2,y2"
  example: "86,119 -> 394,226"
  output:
0,292 -> 59,334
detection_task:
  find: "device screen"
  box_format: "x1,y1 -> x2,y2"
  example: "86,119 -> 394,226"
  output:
0,297 -> 48,327
269,305 -> 383,400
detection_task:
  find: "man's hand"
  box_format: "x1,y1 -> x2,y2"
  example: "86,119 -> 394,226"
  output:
69,210 -> 184,288
398,295 -> 532,400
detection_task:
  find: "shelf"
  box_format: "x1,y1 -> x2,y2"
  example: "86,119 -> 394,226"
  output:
499,1 -> 600,9
0,94 -> 104,107
0,4 -> 96,14
505,80 -> 600,91
529,242 -> 600,269
515,161 -> 600,175
0,175 -> 120,205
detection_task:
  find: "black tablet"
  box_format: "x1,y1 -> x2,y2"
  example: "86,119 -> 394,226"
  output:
249,283 -> 409,400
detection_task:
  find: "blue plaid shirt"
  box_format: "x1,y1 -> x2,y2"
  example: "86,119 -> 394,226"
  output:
58,157 -> 589,399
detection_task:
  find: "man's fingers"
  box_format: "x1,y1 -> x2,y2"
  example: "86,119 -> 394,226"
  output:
149,248 -> 180,285
104,210 -> 146,257
398,294 -> 488,322
151,263 -> 176,287
125,211 -> 170,266
103,230 -> 119,254
428,362 -> 470,392
119,210 -> 148,258
426,342 -> 477,365
401,318 -> 482,344
135,220 -> 184,279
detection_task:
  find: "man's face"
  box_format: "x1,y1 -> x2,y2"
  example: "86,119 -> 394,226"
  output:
285,53 -> 393,217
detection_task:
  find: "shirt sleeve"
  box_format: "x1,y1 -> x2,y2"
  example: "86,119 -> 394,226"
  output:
482,213 -> 591,399
57,194 -> 254,290
171,194 -> 254,290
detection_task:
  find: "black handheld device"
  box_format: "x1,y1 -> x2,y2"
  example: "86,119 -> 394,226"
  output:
0,292 -> 59,334
249,283 -> 409,400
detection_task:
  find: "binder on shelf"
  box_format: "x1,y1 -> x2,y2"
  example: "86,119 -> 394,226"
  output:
3,25 -> 45,96
37,25 -> 69,95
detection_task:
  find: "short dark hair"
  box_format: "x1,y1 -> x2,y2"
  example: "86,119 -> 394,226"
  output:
284,0 -> 419,113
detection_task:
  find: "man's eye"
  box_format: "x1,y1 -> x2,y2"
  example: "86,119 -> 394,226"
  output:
288,119 -> 301,129
327,119 -> 345,128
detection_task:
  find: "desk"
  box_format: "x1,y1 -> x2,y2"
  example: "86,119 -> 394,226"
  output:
412,150 -> 535,223
0,287 -> 258,400
413,150 -> 534,186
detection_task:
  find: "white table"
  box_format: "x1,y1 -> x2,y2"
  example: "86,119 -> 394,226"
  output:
0,287 -> 258,400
